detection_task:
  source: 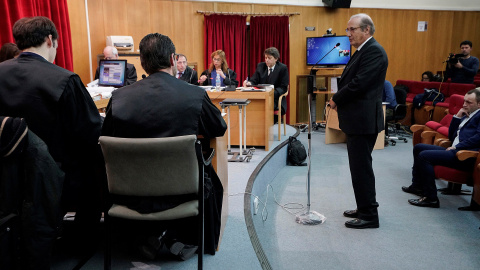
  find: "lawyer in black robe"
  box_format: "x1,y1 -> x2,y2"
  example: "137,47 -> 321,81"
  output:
179,66 -> 199,85
249,61 -> 289,114
102,70 -> 227,254
0,53 -> 104,257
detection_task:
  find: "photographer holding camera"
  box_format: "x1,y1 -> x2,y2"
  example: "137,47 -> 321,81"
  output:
445,40 -> 479,84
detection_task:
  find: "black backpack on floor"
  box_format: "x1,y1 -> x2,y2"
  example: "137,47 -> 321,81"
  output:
287,136 -> 307,166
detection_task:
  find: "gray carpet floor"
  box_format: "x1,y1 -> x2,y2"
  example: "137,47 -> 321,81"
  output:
51,125 -> 480,269
253,128 -> 480,270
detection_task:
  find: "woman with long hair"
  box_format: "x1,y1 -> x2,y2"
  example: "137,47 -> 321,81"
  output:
199,50 -> 238,87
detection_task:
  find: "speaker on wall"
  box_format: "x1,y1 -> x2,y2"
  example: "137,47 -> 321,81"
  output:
322,0 -> 351,8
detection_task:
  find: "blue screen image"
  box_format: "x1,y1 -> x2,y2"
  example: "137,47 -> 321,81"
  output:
98,60 -> 127,87
306,36 -> 351,66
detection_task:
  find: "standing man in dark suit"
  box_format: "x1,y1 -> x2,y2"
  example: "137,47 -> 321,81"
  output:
175,53 -> 199,85
329,13 -> 388,229
94,46 -> 137,85
244,47 -> 289,114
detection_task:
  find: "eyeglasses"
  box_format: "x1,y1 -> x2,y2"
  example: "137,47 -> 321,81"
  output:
345,26 -> 361,33
212,57 -> 222,62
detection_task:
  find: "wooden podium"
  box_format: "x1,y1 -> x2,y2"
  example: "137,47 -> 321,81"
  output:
296,68 -> 343,124
325,104 -> 387,150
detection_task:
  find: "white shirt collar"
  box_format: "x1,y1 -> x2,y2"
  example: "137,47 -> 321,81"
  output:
357,36 -> 373,51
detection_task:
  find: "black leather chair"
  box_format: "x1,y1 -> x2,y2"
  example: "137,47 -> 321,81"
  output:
386,87 -> 408,146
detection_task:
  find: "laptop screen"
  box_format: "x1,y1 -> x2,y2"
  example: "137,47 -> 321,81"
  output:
98,60 -> 127,87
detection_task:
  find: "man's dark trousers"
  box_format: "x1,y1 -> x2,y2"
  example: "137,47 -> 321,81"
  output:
412,143 -> 474,199
347,133 -> 379,221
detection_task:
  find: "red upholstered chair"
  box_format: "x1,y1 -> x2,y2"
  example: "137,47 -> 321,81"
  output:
434,150 -> 479,196
432,83 -> 475,122
410,94 -> 463,146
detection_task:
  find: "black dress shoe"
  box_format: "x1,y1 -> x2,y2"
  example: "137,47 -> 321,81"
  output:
402,186 -> 423,196
343,209 -> 358,218
345,218 -> 379,229
169,241 -> 198,261
458,205 -> 480,211
408,197 -> 439,208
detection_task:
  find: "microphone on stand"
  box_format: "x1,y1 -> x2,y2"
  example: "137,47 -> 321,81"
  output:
307,43 -> 340,94
310,43 -> 340,75
296,45 -> 340,227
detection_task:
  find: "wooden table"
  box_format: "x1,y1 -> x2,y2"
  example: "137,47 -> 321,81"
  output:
208,135 -> 228,249
207,89 -> 274,151
94,98 -> 109,112
325,104 -> 387,150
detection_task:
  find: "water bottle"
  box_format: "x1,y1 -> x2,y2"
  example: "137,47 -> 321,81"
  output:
215,73 -> 221,91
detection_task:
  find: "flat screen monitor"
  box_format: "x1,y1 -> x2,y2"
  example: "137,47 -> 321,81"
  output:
306,36 -> 351,67
98,59 -> 127,87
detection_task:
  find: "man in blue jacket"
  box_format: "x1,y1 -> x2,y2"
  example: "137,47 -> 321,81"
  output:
403,88 -> 480,208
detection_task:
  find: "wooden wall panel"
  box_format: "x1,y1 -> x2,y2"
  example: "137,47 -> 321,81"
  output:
87,0 -> 106,78
68,1 -> 480,123
67,0 -> 89,82
126,0 -> 151,52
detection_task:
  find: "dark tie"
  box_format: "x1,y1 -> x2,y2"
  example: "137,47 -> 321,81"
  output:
268,68 -> 273,76
177,72 -> 182,79
345,51 -> 358,70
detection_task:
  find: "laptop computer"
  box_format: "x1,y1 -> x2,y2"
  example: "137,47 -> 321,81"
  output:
98,59 -> 127,88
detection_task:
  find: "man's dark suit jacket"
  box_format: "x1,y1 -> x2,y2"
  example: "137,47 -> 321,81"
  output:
332,38 -> 388,135
448,111 -> 480,151
249,62 -> 289,113
179,66 -> 199,85
95,63 -> 137,86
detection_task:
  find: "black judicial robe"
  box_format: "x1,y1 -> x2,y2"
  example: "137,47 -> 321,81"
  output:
101,71 -> 227,254
0,53 -> 103,226
249,61 -> 289,113
179,66 -> 199,85
199,68 -> 239,87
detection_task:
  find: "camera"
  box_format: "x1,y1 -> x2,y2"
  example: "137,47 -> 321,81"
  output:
447,53 -> 463,65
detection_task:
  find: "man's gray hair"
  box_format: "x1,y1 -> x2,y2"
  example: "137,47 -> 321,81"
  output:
350,13 -> 375,35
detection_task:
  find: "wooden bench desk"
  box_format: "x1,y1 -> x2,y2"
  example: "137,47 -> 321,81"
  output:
207,89 -> 274,151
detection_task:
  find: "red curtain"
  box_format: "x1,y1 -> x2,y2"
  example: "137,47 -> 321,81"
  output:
0,0 -> 73,71
204,14 -> 247,86
250,16 -> 290,122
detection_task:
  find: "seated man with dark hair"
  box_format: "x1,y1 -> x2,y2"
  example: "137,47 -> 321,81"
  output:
102,33 -> 227,260
403,88 -> 480,209
0,16 -> 103,268
175,53 -> 198,85
244,47 -> 289,114
445,40 -> 479,84
94,45 -> 137,85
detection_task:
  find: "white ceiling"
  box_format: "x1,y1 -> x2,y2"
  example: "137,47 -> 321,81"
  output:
190,0 -> 480,11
